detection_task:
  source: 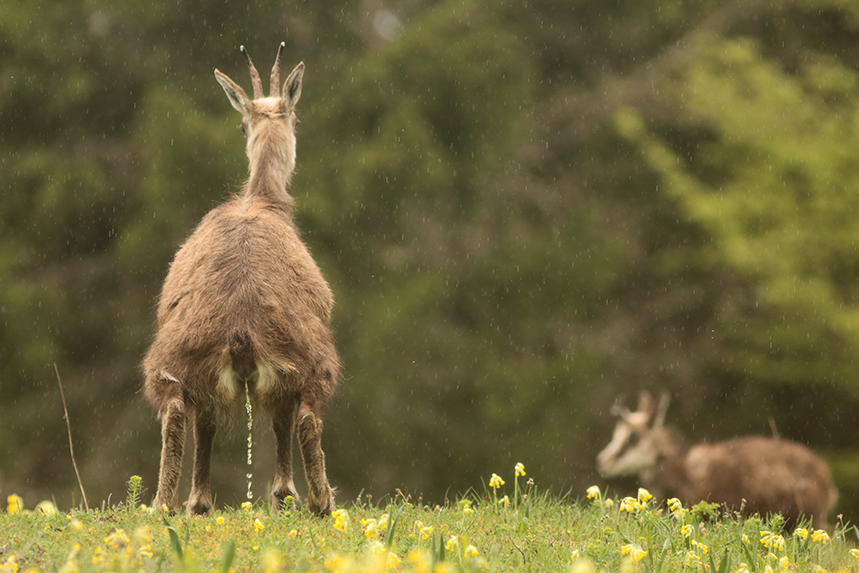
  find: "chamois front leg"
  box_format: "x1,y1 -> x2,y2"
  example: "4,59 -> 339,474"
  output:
152,396 -> 186,512
188,411 -> 217,515
297,403 -> 334,516
271,399 -> 301,512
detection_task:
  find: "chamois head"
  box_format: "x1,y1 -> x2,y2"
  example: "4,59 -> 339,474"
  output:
214,43 -> 304,194
596,391 -> 670,478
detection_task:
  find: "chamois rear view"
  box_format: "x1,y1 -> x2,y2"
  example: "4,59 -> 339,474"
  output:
143,44 -> 339,516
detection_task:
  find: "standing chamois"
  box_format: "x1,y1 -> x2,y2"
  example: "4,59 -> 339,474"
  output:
596,392 -> 837,528
143,44 -> 339,516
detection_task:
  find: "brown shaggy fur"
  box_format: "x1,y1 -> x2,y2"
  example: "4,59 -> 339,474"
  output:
597,392 -> 837,528
143,44 -> 339,516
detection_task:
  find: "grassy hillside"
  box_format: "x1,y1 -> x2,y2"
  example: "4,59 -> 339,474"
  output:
1,466 -> 857,572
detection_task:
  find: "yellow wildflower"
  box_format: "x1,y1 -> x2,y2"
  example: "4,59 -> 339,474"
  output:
685,551 -> 701,566
386,552 -> 401,568
36,500 -> 58,515
498,495 -> 511,508
811,529 -> 830,545
741,534 -> 750,544
637,488 -> 652,504
261,547 -> 283,573
680,524 -> 693,538
406,549 -> 431,573
361,518 -> 379,539
793,528 -> 808,540
850,548 -> 859,560
586,486 -> 601,501
0,556 -> 17,573
253,518 -> 265,532
621,544 -> 647,562
620,496 -> 640,513
489,473 -> 505,489
760,531 -> 785,552
459,499 -> 474,514
445,535 -> 459,552
6,495 -> 22,515
324,554 -> 348,573
289,529 -> 298,537
332,508 -> 349,532
104,529 -> 130,549
419,525 -> 433,540
70,518 -> 84,532
241,501 -> 253,512
216,516 -> 226,525
464,545 -> 480,558
691,539 -> 708,555
515,463 -> 526,477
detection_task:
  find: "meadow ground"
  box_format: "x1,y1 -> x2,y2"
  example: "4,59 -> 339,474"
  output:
1,465 -> 858,572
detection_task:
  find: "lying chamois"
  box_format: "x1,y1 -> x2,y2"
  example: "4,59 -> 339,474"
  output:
596,392 -> 837,527
143,44 -> 339,516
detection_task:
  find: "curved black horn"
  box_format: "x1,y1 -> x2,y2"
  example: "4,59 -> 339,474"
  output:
270,42 -> 285,97
240,45 -> 264,99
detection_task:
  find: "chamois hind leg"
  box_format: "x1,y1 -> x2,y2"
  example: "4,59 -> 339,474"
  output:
297,400 -> 334,516
152,395 -> 186,512
188,410 -> 217,515
271,397 -> 301,512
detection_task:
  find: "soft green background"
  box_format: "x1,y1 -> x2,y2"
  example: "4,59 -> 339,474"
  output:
3,0 -> 859,519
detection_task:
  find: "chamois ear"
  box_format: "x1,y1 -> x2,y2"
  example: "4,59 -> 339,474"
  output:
215,69 -> 252,117
282,62 -> 304,109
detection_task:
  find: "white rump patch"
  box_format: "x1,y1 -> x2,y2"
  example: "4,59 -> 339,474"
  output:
217,359 -> 297,403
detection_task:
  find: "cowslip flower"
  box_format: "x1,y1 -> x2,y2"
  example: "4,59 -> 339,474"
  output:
811,529 -> 830,545
760,531 -> 785,552
680,524 -> 694,538
6,495 -> 22,515
515,463 -> 526,477
793,528 -> 808,540
691,539 -> 708,555
332,509 -> 349,532
445,535 -> 459,552
459,499 -> 474,514
586,486 -> 601,501
637,488 -> 652,504
104,529 -> 130,549
0,556 -> 18,573
498,495 -> 511,508
621,544 -> 647,562
489,474 -> 505,489
620,496 -> 641,513
464,545 -> 480,558
850,548 -> 859,560
254,518 -> 265,532
261,547 -> 283,573
241,501 -> 253,512
361,518 -> 379,539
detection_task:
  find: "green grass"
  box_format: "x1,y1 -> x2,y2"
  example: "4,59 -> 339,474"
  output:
1,469 -> 858,572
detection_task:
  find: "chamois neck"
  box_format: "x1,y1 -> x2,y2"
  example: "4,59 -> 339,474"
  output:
244,119 -> 296,208
648,427 -> 691,497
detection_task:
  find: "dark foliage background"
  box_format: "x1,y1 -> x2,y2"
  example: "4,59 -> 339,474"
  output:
3,0 -> 859,519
